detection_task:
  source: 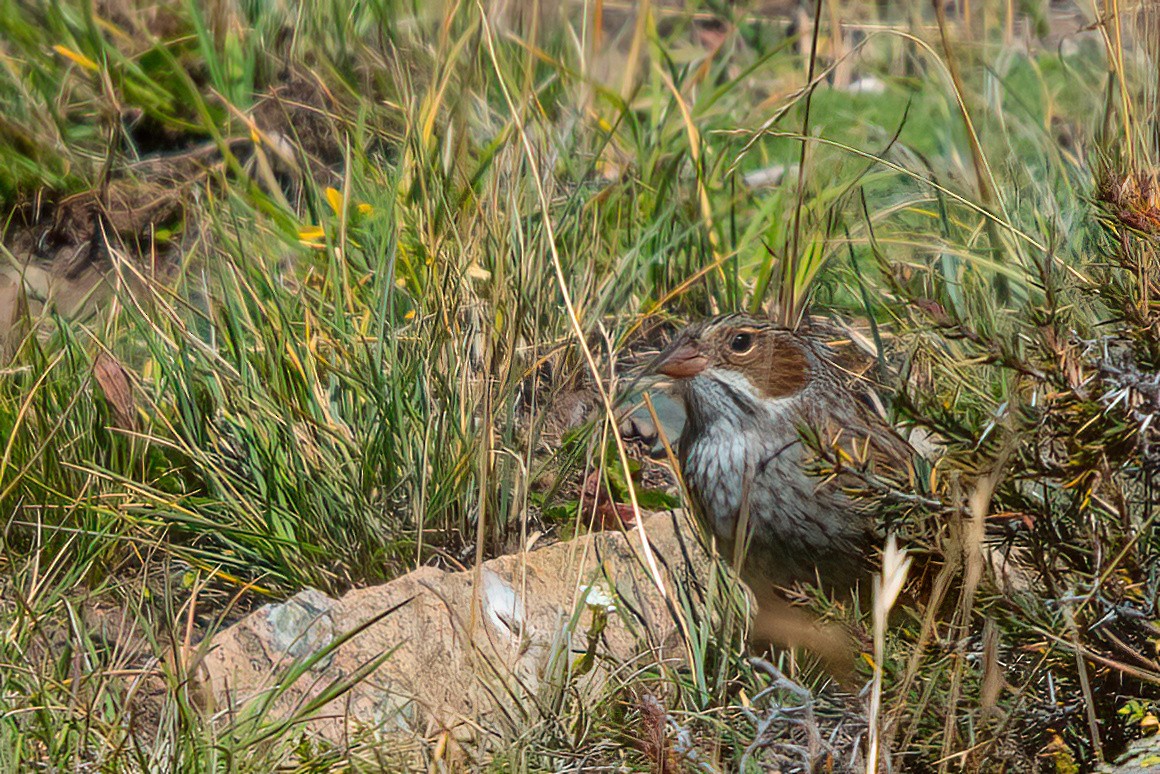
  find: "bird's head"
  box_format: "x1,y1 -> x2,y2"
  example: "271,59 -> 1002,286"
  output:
650,314 -> 814,426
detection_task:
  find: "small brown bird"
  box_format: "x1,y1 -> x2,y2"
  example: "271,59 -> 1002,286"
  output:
652,314 -> 913,598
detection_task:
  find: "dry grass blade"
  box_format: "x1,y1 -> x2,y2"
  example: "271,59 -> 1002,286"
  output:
476,1 -> 669,602
867,534 -> 911,774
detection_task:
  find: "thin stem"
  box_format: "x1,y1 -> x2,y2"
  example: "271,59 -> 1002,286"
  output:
784,0 -> 824,327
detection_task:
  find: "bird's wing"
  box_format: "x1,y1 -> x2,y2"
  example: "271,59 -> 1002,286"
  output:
798,402 -> 916,495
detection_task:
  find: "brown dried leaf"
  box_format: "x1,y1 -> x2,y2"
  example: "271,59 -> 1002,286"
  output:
637,693 -> 679,774
580,471 -> 638,531
93,351 -> 135,429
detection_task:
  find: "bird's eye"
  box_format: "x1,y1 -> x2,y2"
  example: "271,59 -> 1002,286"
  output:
729,332 -> 754,353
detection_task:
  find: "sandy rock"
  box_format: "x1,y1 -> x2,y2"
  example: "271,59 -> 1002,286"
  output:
743,163 -> 799,190
202,510 -> 710,753
1100,735 -> 1160,774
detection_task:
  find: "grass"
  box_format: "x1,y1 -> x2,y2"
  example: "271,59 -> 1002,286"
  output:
1,0 -> 1159,769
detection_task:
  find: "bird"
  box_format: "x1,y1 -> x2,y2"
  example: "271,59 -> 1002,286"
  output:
649,313 -> 914,657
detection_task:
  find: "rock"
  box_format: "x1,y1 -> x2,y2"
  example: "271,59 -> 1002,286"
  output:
264,588 -> 337,668
743,163 -> 798,190
618,412 -> 656,446
843,76 -> 887,95
1099,734 -> 1160,774
638,389 -> 687,451
202,510 -> 710,759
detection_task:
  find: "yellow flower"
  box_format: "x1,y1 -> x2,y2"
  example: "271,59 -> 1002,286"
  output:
53,45 -> 99,72
297,225 -> 326,248
324,187 -> 343,215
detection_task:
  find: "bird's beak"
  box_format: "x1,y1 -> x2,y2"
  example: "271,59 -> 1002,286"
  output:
652,341 -> 708,379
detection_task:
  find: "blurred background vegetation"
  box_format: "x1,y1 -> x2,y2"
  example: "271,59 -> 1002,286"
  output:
0,0 -> 1158,769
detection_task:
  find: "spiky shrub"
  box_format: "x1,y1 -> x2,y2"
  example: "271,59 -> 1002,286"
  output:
856,29 -> 1160,772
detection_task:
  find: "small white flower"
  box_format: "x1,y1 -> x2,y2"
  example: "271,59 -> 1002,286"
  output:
580,581 -> 617,613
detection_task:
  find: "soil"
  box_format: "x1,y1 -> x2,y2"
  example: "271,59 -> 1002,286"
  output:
0,72 -> 345,352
